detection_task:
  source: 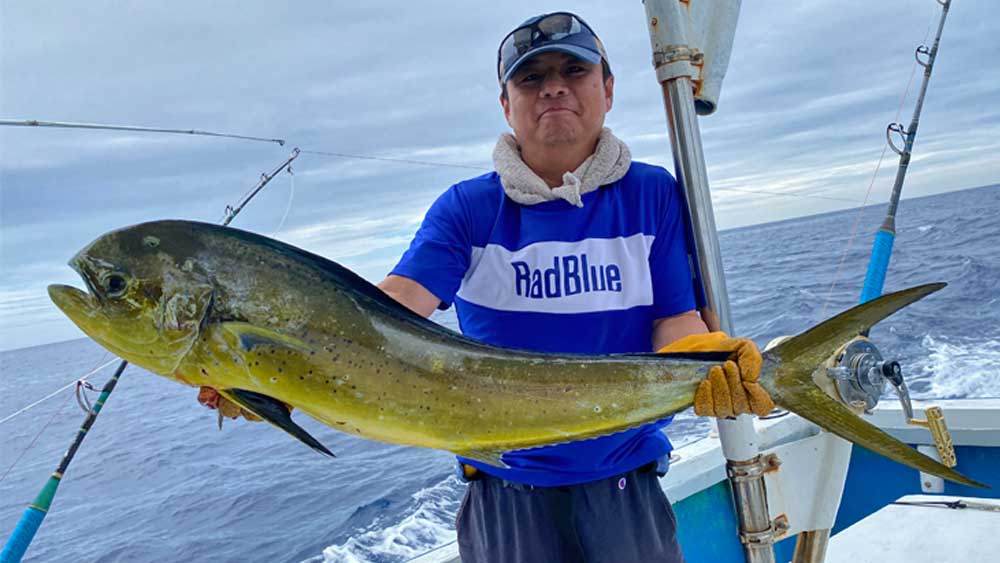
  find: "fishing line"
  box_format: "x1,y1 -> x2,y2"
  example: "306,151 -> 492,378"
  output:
301,149 -> 865,205
0,145 -> 301,563
271,165 -> 296,238
300,148 -> 490,171
713,186 -> 857,203
818,5 -> 939,319
3,118 -> 866,206
0,357 -> 119,426
0,388 -> 76,484
3,149 -> 297,428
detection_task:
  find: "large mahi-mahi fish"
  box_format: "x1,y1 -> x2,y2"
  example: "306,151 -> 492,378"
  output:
48,220 -> 984,487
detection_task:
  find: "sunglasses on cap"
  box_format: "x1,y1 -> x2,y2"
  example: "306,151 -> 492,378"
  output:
497,12 -> 609,84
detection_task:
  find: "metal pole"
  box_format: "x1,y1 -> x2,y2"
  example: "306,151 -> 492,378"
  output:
661,73 -> 775,563
792,529 -> 830,563
660,79 -> 733,334
644,2 -> 775,561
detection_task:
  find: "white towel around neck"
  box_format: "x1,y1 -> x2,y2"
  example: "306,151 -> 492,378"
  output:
492,127 -> 632,208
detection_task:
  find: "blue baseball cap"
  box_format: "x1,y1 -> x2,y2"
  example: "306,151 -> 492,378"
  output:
497,12 -> 610,85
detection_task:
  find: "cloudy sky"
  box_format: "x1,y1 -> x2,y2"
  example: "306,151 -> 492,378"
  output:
2,0 -> 998,351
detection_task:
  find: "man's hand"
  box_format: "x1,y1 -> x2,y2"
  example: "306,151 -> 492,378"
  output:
197,387 -> 262,422
659,332 -> 775,418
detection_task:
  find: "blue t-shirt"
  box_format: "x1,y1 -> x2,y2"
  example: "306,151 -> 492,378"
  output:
390,161 -> 697,486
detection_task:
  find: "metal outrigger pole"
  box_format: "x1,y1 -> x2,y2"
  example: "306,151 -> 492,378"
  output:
642,2 -> 777,562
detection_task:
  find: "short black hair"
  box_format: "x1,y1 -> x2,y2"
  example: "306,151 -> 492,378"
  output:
501,59 -> 612,101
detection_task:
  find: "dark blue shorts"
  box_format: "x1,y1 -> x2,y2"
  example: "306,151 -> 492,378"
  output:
455,461 -> 685,563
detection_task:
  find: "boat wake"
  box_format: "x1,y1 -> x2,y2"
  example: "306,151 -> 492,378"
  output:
916,334 -> 1000,399
309,476 -> 464,563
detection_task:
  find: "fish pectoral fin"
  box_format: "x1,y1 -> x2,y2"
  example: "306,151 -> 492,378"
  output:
456,448 -> 510,470
220,322 -> 312,354
218,322 -> 327,385
219,388 -> 335,458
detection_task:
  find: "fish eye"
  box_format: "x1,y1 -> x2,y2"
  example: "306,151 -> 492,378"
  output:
103,273 -> 129,298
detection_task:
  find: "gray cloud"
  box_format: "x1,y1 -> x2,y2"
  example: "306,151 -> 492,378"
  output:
2,0 -> 999,350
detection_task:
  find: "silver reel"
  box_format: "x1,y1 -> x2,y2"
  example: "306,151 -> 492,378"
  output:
826,339 -> 912,417
825,337 -> 957,468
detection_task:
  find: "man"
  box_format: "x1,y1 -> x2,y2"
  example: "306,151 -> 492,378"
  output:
375,12 -> 773,563
200,11 -> 772,562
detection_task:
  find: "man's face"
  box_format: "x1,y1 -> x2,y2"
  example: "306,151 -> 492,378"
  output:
500,52 -> 614,149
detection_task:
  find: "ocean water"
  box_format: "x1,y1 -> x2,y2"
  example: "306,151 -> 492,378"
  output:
1,184 -> 998,562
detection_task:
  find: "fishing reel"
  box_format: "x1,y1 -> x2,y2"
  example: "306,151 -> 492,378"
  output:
826,338 -> 906,415
826,338 -> 956,467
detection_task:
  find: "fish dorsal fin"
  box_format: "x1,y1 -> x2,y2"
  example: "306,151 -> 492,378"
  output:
164,220 -> 483,345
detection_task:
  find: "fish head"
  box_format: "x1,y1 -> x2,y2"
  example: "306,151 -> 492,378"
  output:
48,222 -> 215,376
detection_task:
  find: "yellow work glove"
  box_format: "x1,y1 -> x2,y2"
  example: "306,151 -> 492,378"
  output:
659,332 -> 775,418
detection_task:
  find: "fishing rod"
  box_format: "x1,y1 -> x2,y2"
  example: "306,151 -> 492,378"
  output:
860,0 -> 951,307
4,118 -> 859,207
0,148 -> 300,563
788,4 -> 957,560
222,149 -> 301,224
0,119 -> 286,146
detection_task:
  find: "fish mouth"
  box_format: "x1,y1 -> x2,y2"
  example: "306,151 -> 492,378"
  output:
49,281 -> 177,371
48,283 -> 99,323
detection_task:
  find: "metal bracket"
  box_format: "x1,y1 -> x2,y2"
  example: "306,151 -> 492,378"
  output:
739,515 -> 789,546
741,528 -> 775,546
772,514 -> 791,537
886,123 -> 908,156
652,45 -> 702,67
727,453 -> 780,482
915,45 -> 932,68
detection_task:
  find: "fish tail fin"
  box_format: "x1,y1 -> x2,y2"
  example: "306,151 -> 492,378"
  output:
762,283 -> 986,488
769,283 -> 945,370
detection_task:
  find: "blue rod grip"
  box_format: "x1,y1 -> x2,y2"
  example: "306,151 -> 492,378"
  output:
860,229 -> 896,304
0,506 -> 46,563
